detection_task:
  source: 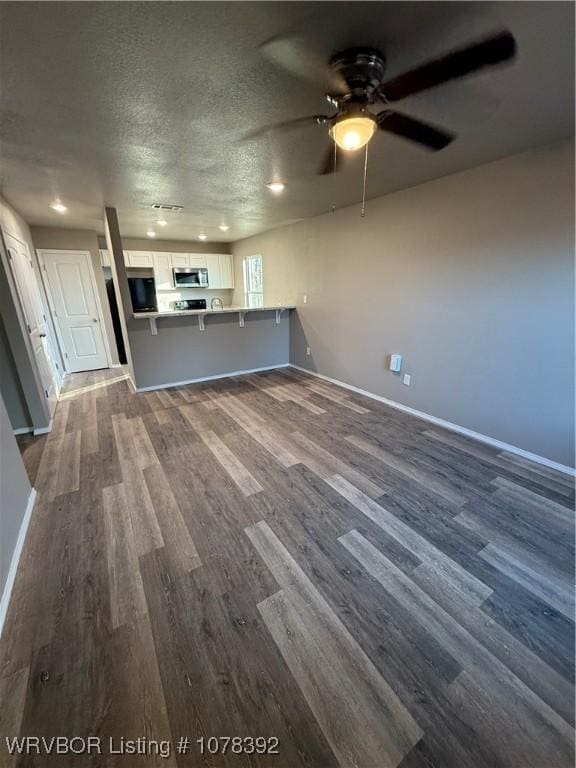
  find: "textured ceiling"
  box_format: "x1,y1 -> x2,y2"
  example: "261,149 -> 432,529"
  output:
0,2 -> 574,242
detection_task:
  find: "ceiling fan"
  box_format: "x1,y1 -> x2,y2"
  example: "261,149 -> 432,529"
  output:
253,31 -> 516,174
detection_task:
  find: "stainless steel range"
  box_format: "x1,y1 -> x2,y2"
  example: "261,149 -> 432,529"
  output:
173,299 -> 207,311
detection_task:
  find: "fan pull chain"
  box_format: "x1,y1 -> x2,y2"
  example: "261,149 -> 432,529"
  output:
361,141 -> 369,217
331,140 -> 337,214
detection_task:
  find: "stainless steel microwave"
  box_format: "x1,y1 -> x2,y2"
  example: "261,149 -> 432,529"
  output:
173,267 -> 209,288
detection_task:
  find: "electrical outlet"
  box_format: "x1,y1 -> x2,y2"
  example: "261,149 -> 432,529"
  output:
403,374 -> 411,386
306,346 -> 311,356
303,294 -> 308,304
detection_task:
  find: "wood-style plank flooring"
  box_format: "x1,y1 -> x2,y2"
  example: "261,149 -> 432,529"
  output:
1,367 -> 574,767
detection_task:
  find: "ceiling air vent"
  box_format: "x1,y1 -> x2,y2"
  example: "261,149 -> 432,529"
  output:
151,203 -> 183,212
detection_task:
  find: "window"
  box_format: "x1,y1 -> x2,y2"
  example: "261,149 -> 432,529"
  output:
243,254 -> 263,307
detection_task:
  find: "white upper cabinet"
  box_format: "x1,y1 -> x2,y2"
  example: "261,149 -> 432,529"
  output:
107,249 -> 230,289
152,252 -> 173,290
126,251 -> 154,268
206,253 -> 234,290
205,254 -> 222,288
170,253 -> 207,269
219,254 -> 234,289
100,249 -> 132,267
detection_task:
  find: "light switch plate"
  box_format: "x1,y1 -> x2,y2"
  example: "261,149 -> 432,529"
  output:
403,374 -> 411,386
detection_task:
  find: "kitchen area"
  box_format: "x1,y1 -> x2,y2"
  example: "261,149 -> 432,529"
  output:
98,245 -> 236,314
98,236 -> 294,391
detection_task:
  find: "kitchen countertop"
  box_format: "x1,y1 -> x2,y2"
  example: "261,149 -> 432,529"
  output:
132,304 -> 295,319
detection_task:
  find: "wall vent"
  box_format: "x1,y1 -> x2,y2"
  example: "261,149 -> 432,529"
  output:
151,203 -> 183,212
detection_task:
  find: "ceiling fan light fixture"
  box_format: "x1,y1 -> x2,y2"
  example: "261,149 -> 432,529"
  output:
329,115 -> 376,151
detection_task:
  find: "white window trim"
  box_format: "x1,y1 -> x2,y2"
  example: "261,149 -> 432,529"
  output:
243,254 -> 264,308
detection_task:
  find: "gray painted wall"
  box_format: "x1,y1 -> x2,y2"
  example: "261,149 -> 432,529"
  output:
0,391 -> 31,603
233,141 -> 575,467
128,311 -> 289,389
99,237 -> 231,255
0,317 -> 30,431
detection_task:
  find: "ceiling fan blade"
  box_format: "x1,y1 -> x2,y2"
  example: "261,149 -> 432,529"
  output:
260,35 -> 349,95
380,31 -> 516,102
377,110 -> 455,150
242,115 -> 329,141
317,142 -> 344,175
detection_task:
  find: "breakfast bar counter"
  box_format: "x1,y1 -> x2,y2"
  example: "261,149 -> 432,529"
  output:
127,305 -> 295,391
133,304 -> 295,334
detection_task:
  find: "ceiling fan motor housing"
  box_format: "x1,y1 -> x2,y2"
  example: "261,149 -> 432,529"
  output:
329,47 -> 387,101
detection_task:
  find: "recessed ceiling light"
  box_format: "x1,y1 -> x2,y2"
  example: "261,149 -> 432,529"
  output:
218,224 -> 230,232
198,233 -> 208,241
266,182 -> 285,194
156,219 -> 167,227
147,230 -> 156,238
50,201 -> 67,213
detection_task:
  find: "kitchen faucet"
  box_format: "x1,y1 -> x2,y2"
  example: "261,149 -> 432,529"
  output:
210,297 -> 224,310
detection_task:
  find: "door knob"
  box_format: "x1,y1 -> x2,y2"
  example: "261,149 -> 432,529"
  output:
92,318 -> 98,323
39,333 -> 47,338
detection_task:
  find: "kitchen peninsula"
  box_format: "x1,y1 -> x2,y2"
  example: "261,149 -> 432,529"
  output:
127,303 -> 295,391
99,231 -> 296,391
133,303 -> 294,334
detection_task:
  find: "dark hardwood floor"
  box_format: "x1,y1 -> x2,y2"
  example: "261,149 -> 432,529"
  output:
1,366 -> 574,767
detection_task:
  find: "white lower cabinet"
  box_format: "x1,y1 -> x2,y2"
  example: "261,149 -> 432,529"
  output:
206,253 -> 234,290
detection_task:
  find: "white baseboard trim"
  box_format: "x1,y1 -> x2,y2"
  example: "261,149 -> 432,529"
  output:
290,365 -> 575,477
133,363 -> 290,393
33,418 -> 53,436
13,427 -> 33,436
0,488 -> 37,638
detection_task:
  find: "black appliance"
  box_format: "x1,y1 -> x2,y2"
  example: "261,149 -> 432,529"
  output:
128,277 -> 157,312
173,299 -> 207,311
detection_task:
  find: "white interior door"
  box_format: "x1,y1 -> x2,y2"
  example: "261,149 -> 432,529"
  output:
42,250 -> 109,373
4,233 -> 58,417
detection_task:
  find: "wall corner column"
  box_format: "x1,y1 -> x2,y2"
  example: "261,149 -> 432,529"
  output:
103,207 -> 134,380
